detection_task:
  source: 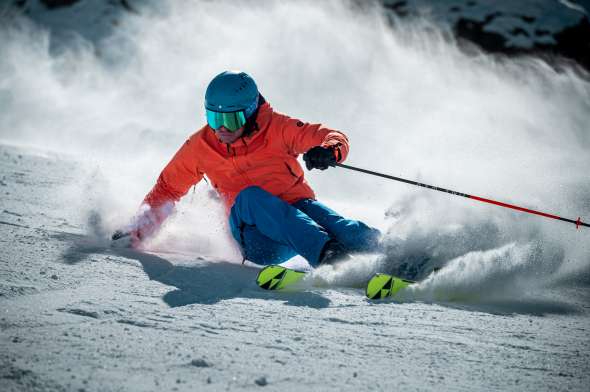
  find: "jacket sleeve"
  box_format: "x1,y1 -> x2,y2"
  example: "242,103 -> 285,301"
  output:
280,116 -> 349,162
121,135 -> 204,246
143,136 -> 204,209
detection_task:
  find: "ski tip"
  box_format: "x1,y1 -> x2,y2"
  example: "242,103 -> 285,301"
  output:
256,265 -> 285,290
366,273 -> 415,300
256,265 -> 306,291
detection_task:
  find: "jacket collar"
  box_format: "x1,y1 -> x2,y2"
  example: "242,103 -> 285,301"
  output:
251,102 -> 272,135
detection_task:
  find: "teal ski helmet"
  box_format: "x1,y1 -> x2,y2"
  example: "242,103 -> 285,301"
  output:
205,71 -> 259,132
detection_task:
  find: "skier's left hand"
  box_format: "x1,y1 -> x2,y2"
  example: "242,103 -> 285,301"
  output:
111,229 -> 139,249
110,201 -> 174,249
303,146 -> 337,170
112,230 -> 130,241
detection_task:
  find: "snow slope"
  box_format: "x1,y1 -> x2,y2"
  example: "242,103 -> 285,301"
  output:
1,1 -> 590,391
1,142 -> 588,391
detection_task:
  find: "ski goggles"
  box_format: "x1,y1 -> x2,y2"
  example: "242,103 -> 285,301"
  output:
206,109 -> 247,132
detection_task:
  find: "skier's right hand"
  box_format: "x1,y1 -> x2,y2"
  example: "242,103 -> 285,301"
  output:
303,146 -> 337,171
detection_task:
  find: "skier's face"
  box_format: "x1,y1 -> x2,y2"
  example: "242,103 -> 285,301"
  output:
215,125 -> 245,144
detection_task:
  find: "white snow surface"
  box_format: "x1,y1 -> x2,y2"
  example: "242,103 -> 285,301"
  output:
1,1 -> 590,390
0,145 -> 588,391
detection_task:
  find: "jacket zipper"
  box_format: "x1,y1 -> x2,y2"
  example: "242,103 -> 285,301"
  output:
227,143 -> 251,183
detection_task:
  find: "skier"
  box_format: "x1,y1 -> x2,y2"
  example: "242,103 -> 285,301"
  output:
113,70 -> 381,267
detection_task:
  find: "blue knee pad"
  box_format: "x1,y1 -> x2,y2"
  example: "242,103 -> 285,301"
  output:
293,199 -> 381,252
229,186 -> 329,266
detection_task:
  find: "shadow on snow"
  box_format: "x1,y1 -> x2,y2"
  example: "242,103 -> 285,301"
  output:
52,232 -> 331,309
52,231 -> 582,316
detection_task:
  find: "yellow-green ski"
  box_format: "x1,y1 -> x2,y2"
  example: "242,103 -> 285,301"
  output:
256,265 -> 307,291
366,273 -> 415,300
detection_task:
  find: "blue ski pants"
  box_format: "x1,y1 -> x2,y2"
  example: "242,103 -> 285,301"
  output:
229,186 -> 381,267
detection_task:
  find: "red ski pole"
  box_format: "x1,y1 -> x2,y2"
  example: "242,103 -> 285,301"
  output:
335,163 -> 588,230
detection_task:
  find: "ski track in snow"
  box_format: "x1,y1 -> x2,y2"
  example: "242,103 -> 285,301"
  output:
0,144 -> 588,391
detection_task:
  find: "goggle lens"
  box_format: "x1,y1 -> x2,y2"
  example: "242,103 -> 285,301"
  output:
206,109 -> 247,132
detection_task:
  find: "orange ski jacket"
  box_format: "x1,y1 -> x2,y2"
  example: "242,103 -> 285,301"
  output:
143,102 -> 349,212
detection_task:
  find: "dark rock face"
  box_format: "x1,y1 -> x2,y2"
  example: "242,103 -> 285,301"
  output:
39,0 -> 80,10
453,13 -> 590,73
550,17 -> 590,72
9,0 -> 590,73
455,15 -> 507,53
12,0 -> 27,8
384,1 -> 590,73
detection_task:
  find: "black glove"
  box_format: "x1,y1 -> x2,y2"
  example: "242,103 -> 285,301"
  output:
303,146 -> 337,170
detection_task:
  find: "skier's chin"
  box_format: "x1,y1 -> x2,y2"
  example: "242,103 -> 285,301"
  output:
216,127 -> 244,144
218,134 -> 240,144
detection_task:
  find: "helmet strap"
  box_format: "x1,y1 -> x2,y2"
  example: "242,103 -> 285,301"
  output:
242,94 -> 266,137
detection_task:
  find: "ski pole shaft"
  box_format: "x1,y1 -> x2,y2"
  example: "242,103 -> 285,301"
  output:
335,163 -> 589,229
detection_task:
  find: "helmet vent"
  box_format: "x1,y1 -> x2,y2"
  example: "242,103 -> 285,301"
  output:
234,82 -> 248,93
205,71 -> 259,113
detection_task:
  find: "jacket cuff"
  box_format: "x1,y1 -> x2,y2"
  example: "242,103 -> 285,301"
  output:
332,143 -> 342,162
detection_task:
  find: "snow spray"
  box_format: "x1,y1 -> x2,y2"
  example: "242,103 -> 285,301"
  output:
1,1 -> 588,306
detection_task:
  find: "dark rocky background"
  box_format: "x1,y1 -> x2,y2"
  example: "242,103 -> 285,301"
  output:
4,0 -> 589,73
384,0 -> 590,73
